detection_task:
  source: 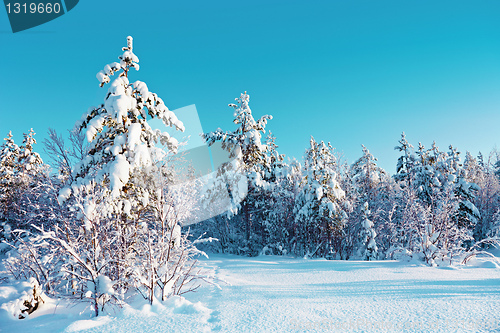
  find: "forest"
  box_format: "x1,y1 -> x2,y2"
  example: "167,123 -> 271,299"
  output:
1,36 -> 499,318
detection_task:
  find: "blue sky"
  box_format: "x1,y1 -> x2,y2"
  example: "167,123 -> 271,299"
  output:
1,0 -> 500,173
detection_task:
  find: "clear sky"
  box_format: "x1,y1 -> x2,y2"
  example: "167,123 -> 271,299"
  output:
1,0 -> 499,173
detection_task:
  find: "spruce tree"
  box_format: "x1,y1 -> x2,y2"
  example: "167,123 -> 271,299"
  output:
360,202 -> 378,260
202,92 -> 272,255
350,145 -> 387,201
293,137 -> 346,258
394,132 -> 415,188
349,145 -> 387,258
0,132 -> 20,239
61,36 -> 184,215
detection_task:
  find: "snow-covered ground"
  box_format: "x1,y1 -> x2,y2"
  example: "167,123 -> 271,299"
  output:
1,255 -> 499,332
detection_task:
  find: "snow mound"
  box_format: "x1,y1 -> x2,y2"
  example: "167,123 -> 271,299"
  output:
0,286 -> 17,300
171,295 -> 212,322
64,316 -> 113,332
480,260 -> 499,269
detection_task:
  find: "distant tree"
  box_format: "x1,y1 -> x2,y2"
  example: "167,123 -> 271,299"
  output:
391,135 -> 481,264
348,145 -> 388,258
0,131 -> 21,239
293,137 -> 346,258
0,129 -> 53,242
202,91 -> 272,255
262,133 -> 300,255
394,132 -> 415,188
473,152 -> 500,242
350,145 -> 388,205
360,202 -> 378,260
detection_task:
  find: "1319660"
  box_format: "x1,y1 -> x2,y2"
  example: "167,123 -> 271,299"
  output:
5,2 -> 61,14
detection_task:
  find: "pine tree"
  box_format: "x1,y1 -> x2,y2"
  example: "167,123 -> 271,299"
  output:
473,152 -> 500,242
0,130 -> 49,239
17,129 -> 52,227
63,36 -> 184,214
293,137 -> 346,258
261,133 -> 299,255
394,132 -> 415,188
0,131 -> 20,240
391,135 -> 481,263
349,145 -> 388,258
413,142 -> 442,206
18,129 -> 44,178
441,146 -> 480,234
350,145 -> 387,204
360,202 -> 378,260
463,151 -> 484,185
202,91 -> 272,255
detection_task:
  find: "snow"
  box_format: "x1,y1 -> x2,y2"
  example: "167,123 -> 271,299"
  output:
133,81 -> 149,99
85,115 -> 105,143
1,254 -> 499,332
95,275 -> 115,295
83,200 -> 96,231
203,255 -> 500,332
108,155 -> 130,199
57,186 -> 72,204
127,123 -> 142,152
64,317 -> 113,332
121,51 -> 139,64
96,71 -> 109,85
123,200 -> 132,216
104,76 -> 133,120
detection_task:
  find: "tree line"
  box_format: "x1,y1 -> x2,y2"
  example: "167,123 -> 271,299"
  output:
194,95 -> 500,265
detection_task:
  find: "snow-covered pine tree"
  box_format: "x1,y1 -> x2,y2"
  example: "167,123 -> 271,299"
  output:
1,130 -> 67,296
459,152 -> 483,236
394,132 -> 415,188
261,132 -> 300,255
350,145 -> 387,205
293,137 -> 346,258
337,160 -> 358,259
413,142 -> 443,206
440,146 -> 480,235
0,130 -> 49,239
360,202 -> 378,260
58,36 -> 186,298
62,36 -> 184,214
391,135 -> 434,260
453,172 -> 481,232
264,131 -> 285,182
463,151 -> 484,186
391,135 -> 481,264
473,152 -> 500,242
202,92 -> 272,255
0,132 -> 20,240
18,129 -> 44,178
16,129 -> 54,229
348,145 -> 388,258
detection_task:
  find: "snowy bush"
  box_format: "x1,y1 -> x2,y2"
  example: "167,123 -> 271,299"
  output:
2,278 -> 45,319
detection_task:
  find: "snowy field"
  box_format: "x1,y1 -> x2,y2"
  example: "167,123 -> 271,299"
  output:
1,254 -> 500,332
